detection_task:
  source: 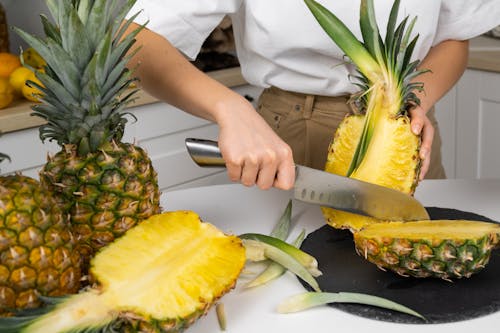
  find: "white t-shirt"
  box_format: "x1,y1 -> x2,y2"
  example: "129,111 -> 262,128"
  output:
127,0 -> 500,96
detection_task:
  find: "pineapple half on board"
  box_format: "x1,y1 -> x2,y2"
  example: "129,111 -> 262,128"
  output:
14,0 -> 161,272
354,220 -> 500,280
304,0 -> 425,231
0,153 -> 81,313
0,210 -> 246,332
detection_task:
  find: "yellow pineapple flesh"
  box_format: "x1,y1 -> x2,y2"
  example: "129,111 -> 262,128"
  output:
306,0 -> 499,281
0,211 -> 246,332
322,113 -> 420,232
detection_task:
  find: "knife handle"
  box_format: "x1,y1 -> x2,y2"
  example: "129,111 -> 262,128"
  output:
185,138 -> 226,167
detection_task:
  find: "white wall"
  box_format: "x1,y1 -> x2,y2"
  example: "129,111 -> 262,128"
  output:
1,0 -> 50,53
2,0 -> 130,53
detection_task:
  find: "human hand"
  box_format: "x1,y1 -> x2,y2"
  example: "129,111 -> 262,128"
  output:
409,105 -> 434,180
215,95 -> 295,190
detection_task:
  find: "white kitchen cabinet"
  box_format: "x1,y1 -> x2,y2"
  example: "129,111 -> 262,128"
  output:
0,84 -> 264,192
435,69 -> 500,179
455,69 -> 500,179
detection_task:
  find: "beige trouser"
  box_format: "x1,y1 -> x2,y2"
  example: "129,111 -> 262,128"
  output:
256,86 -> 446,179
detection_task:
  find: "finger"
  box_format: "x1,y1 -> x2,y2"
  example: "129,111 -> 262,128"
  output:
240,155 -> 260,187
273,161 -> 295,190
225,162 -> 242,183
418,121 -> 434,181
419,119 -> 434,161
419,152 -> 431,181
256,164 -> 277,190
409,107 -> 425,135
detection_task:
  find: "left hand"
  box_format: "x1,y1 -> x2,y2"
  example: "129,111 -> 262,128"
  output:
409,105 -> 434,180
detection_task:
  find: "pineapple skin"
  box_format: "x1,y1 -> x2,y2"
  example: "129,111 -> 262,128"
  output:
0,174 -> 81,313
1,211 -> 246,333
40,142 -> 161,272
354,221 -> 500,279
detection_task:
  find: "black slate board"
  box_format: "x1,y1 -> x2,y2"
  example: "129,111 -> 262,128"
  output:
299,207 -> 500,324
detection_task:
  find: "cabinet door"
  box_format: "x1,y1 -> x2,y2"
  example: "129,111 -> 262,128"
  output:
434,87 -> 457,179
456,70 -> 500,179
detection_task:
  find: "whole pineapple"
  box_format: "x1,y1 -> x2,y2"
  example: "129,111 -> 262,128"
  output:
305,0 -> 425,232
14,0 -> 161,272
0,211 -> 246,332
0,153 -> 81,313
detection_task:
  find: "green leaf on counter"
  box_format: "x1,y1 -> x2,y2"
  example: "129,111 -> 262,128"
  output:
240,233 -> 321,277
277,291 -> 426,320
257,241 -> 321,292
270,199 -> 293,240
245,229 -> 306,289
216,303 -> 227,331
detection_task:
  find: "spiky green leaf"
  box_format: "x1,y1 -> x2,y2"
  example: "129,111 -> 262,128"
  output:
277,292 -> 426,320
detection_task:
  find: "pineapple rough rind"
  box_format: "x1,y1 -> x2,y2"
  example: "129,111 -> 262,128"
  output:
0,211 -> 245,333
354,220 -> 500,279
14,0 -> 162,275
0,175 -> 81,312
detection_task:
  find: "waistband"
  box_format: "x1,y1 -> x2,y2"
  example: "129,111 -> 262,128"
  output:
263,86 -> 350,104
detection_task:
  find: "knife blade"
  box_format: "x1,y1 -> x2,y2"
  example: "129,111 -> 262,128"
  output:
185,138 -> 429,221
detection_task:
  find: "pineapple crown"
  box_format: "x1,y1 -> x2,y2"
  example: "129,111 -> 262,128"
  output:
13,0 -> 145,156
305,0 -> 428,115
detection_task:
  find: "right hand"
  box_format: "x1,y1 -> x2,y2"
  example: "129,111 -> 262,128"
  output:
215,95 -> 295,190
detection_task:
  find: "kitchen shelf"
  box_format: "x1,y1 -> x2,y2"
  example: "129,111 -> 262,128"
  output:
0,66 -> 246,134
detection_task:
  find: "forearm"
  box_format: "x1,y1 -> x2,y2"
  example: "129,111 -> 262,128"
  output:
125,23 -> 244,123
415,39 -> 469,112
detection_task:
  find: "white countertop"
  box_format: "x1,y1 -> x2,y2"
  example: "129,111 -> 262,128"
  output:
161,178 -> 500,333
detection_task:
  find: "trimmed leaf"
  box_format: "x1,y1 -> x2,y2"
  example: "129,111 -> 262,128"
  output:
245,229 -> 306,289
216,303 -> 227,331
277,292 -> 425,320
244,240 -> 321,292
240,233 -> 321,277
270,199 -> 293,240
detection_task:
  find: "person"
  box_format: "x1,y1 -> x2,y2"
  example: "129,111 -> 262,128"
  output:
123,0 -> 500,191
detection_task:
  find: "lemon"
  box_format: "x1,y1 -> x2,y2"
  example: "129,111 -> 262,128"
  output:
22,71 -> 44,102
9,66 -> 33,93
0,77 -> 14,109
22,47 -> 46,69
0,52 -> 22,78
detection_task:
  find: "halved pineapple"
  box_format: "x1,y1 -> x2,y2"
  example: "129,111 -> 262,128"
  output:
354,220 -> 500,280
305,0 -> 498,280
305,0 -> 424,232
0,211 -> 246,332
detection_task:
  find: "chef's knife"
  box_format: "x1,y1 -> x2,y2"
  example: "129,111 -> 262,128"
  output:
185,138 -> 429,221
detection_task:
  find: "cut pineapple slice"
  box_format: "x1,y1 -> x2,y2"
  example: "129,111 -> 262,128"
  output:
354,220 -> 500,279
0,211 -> 245,333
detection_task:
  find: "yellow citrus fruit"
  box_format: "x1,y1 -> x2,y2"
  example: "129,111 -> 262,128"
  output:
9,66 -> 33,93
22,72 -> 44,102
0,52 -> 22,78
22,47 -> 46,69
0,77 -> 15,109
